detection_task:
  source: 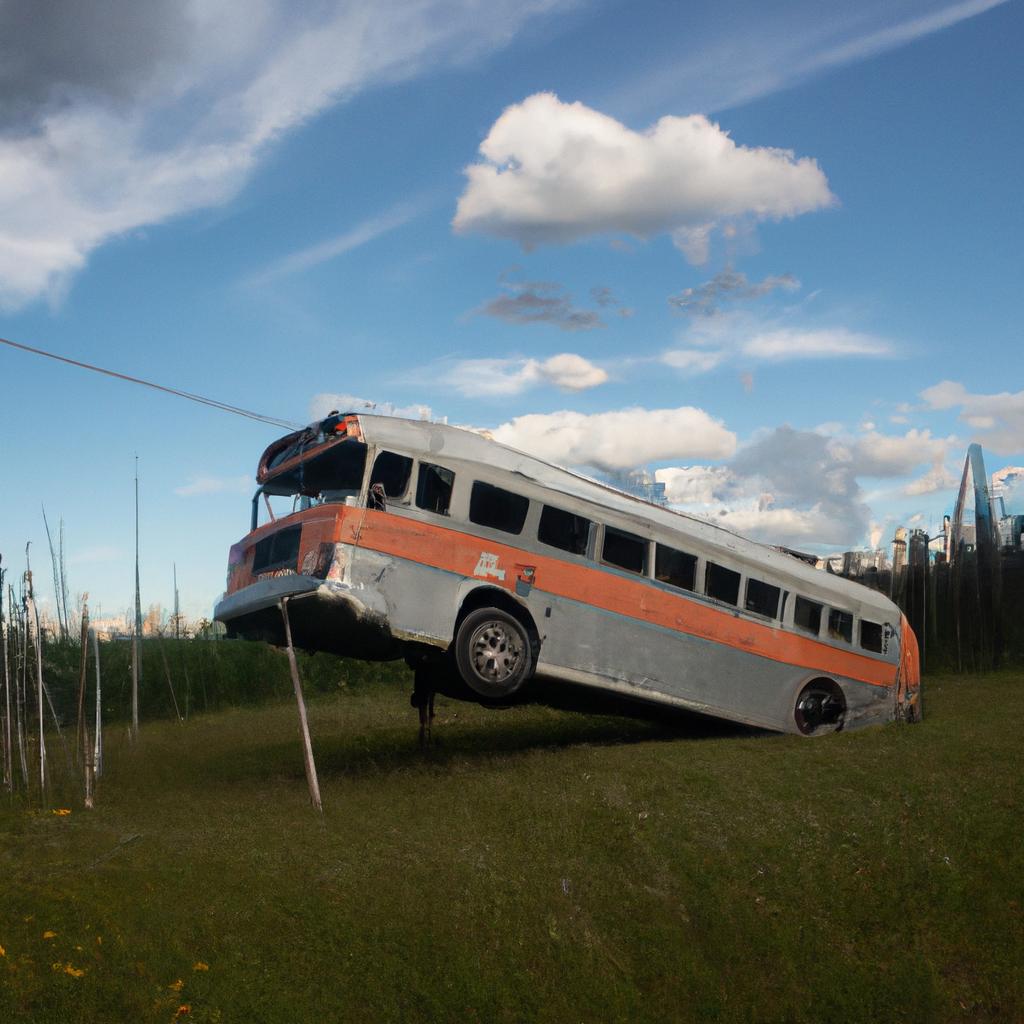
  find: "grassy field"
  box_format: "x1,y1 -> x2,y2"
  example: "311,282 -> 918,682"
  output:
1,667 -> 1022,1023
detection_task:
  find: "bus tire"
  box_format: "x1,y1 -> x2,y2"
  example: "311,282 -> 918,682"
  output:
454,607 -> 534,701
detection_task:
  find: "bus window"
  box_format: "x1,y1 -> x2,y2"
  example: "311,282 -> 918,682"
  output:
370,451 -> 412,499
416,462 -> 455,515
538,505 -> 591,556
860,620 -> 883,653
828,608 -> 853,644
655,544 -> 696,591
706,562 -> 740,606
794,596 -> 822,635
603,527 -> 648,575
470,481 -> 529,535
745,578 -> 781,618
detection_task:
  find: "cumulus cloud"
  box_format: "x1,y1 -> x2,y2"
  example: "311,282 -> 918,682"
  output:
0,0 -> 569,309
309,392 -> 434,422
668,266 -> 799,316
844,428 -> 951,478
453,93 -> 834,262
477,276 -> 604,331
491,406 -> 737,472
654,423 -> 959,548
920,380 -> 1024,455
442,353 -> 608,396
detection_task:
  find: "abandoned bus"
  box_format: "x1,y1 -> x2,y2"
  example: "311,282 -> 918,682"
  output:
213,411 -> 921,735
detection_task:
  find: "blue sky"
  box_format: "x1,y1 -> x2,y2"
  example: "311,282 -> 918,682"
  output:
1,0 -> 1021,623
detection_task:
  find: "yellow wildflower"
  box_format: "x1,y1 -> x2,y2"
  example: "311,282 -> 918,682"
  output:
192,962 -> 209,972
0,944 -> 6,957
52,808 -> 71,816
170,979 -> 184,992
172,1004 -> 191,1020
42,931 -> 57,940
64,964 -> 85,978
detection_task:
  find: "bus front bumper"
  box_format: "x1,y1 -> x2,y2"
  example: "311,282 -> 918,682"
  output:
213,575 -> 399,660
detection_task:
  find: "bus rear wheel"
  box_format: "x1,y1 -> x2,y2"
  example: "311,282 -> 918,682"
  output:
455,607 -> 533,701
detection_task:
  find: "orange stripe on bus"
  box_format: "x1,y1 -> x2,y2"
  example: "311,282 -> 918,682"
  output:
331,508 -> 898,690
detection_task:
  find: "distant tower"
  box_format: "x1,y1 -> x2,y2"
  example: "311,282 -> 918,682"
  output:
892,527 -> 908,576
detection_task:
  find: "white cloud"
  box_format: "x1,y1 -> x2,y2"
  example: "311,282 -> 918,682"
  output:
0,0 -> 570,309
309,392 -> 434,422
661,349 -> 727,374
661,311 -> 898,376
442,353 -> 608,396
920,380 -> 1024,455
492,405 -> 737,472
453,93 -> 834,262
742,328 -> 894,361
655,465 -> 732,505
847,428 -> 950,477
175,475 -> 252,497
904,464 -> 959,496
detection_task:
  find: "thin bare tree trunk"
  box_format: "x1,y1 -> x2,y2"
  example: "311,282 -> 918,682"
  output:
279,598 -> 322,813
76,601 -> 89,764
157,637 -> 182,722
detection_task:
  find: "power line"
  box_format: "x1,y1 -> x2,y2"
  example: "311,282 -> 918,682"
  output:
1,335 -> 302,431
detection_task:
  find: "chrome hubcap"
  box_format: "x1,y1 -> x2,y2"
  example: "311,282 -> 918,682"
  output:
469,620 -> 523,682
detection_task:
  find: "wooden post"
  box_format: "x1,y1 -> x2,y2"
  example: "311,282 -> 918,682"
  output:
279,598 -> 322,813
1,559 -> 11,792
25,573 -> 46,801
92,628 -> 103,779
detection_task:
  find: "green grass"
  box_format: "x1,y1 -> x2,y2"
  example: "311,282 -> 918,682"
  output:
1,669 -> 1022,1023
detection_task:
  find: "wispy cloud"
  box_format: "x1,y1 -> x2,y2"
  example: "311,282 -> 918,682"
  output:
245,202 -> 425,287
175,475 -> 252,497
0,0 -> 572,309
669,267 -> 800,316
611,0 -> 1009,117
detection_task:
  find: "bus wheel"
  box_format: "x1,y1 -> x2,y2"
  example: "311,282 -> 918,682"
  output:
794,678 -> 845,735
455,607 -> 533,701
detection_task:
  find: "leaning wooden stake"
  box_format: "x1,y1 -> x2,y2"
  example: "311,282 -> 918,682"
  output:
279,598 -> 322,813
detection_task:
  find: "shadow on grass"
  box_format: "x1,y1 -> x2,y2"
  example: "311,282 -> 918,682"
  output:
201,684 -> 763,785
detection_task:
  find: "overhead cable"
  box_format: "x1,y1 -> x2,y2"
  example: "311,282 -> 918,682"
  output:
1,335 -> 302,431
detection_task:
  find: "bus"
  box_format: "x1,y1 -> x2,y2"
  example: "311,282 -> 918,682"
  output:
214,411 -> 921,735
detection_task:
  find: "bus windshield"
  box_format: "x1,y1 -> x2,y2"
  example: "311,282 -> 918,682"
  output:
262,440 -> 367,504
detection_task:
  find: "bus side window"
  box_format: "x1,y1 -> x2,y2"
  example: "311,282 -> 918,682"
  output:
828,608 -> 853,644
538,505 -> 592,556
655,544 -> 696,591
416,462 -> 455,515
794,596 -> 822,635
860,620 -> 883,653
470,481 -> 529,535
706,562 -> 740,606
745,578 -> 781,618
370,451 -> 412,499
602,527 -> 647,575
